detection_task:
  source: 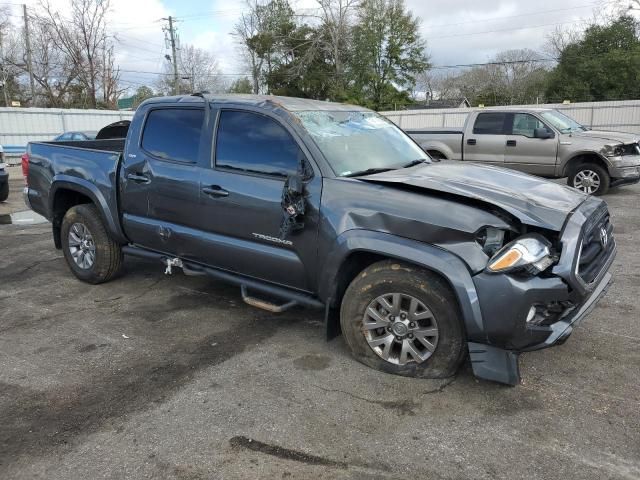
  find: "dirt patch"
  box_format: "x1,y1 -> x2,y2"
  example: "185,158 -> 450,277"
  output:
293,354 -> 332,371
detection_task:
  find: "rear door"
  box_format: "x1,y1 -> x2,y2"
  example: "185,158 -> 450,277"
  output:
195,108 -> 321,291
504,113 -> 558,176
463,112 -> 508,165
120,105 -> 205,254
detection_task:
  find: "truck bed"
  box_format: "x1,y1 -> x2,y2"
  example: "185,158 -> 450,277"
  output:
26,140 -> 125,238
405,129 -> 464,160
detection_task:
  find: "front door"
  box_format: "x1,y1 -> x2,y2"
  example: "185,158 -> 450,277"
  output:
196,109 -> 321,291
504,113 -> 558,176
463,112 -> 508,165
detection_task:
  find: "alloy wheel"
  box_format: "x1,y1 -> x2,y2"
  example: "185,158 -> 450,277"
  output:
362,293 -> 439,365
573,169 -> 601,194
68,222 -> 96,269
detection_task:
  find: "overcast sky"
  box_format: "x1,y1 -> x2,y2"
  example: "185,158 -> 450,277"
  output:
12,0 -> 625,93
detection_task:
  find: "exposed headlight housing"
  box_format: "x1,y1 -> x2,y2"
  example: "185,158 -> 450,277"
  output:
475,227 -> 506,256
486,234 -> 555,275
602,144 -> 625,157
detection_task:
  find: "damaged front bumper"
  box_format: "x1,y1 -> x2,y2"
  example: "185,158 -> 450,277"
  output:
608,156 -> 640,186
467,198 -> 616,385
468,270 -> 612,385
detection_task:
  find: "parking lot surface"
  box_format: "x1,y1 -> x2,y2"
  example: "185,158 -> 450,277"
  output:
1,167 -> 639,479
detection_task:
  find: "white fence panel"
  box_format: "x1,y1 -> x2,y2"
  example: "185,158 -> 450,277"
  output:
381,100 -> 640,135
0,107 -> 134,154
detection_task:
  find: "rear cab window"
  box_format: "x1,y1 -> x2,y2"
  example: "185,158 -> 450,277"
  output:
473,113 -> 508,135
141,108 -> 204,163
214,110 -> 303,177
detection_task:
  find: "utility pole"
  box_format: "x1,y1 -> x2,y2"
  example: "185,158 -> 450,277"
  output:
23,4 -> 36,106
0,30 -> 9,107
163,16 -> 179,95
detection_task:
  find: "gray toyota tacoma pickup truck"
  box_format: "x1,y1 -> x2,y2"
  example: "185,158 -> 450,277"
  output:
407,108 -> 640,195
23,94 -> 616,385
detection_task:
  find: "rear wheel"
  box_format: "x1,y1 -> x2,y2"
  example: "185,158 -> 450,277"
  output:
340,260 -> 465,379
427,150 -> 447,160
568,163 -> 610,196
61,204 -> 123,284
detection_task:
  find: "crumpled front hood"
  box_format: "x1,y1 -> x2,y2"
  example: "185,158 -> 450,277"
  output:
361,162 -> 587,231
570,130 -> 639,144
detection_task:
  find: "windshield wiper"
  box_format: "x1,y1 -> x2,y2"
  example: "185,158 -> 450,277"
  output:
342,167 -> 397,178
402,159 -> 429,168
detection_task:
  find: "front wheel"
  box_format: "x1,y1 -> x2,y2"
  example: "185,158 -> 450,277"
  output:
61,204 -> 123,284
340,260 -> 466,379
568,163 -> 610,196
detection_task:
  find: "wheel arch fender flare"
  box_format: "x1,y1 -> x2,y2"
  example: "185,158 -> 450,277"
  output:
318,229 -> 485,341
561,151 -> 611,178
50,175 -> 127,244
418,140 -> 455,160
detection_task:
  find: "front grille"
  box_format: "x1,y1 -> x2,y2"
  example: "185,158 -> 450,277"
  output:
577,203 -> 614,284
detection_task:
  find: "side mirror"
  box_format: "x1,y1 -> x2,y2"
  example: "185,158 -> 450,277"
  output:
279,174 -> 306,238
286,173 -> 304,196
534,128 -> 554,139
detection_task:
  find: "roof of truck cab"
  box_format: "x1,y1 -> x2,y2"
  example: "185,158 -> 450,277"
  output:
147,94 -> 371,112
479,107 -> 555,113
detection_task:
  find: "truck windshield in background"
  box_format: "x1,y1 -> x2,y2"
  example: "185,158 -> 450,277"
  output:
540,110 -> 589,133
295,111 -> 428,177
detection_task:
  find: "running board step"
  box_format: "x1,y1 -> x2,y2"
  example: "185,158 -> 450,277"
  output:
121,246 -> 324,311
241,285 -> 297,313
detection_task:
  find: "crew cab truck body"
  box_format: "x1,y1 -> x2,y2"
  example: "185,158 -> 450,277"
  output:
407,108 -> 640,196
24,94 -> 616,385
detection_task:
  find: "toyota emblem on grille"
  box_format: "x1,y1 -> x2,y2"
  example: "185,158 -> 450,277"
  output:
599,226 -> 609,248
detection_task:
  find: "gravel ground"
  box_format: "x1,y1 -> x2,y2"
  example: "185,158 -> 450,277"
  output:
1,167 -> 639,479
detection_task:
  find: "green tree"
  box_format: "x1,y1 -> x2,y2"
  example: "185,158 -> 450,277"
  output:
266,24 -> 334,99
546,16 -> 640,102
133,86 -> 155,108
234,0 -> 297,93
228,77 -> 254,94
349,0 -> 429,109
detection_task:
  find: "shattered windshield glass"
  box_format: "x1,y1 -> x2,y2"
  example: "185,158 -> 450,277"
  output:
295,110 -> 429,177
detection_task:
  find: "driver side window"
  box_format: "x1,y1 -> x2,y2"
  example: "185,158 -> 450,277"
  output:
511,114 -> 547,138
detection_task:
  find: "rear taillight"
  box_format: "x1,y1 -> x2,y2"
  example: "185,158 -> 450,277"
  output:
21,153 -> 29,185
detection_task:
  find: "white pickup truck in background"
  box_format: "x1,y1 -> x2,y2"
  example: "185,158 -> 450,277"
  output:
406,108 -> 640,195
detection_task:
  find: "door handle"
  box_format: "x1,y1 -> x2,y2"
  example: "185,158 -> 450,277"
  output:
202,185 -> 229,197
126,173 -> 150,184
506,140 -> 517,147
467,139 -> 477,145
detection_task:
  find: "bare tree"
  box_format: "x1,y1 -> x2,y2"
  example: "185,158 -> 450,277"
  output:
544,25 -> 582,58
102,44 -> 124,107
615,0 -> 640,12
156,44 -> 222,95
233,0 -> 267,94
4,16 -> 79,107
316,0 -> 359,96
413,70 -> 460,101
40,0 -> 111,108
